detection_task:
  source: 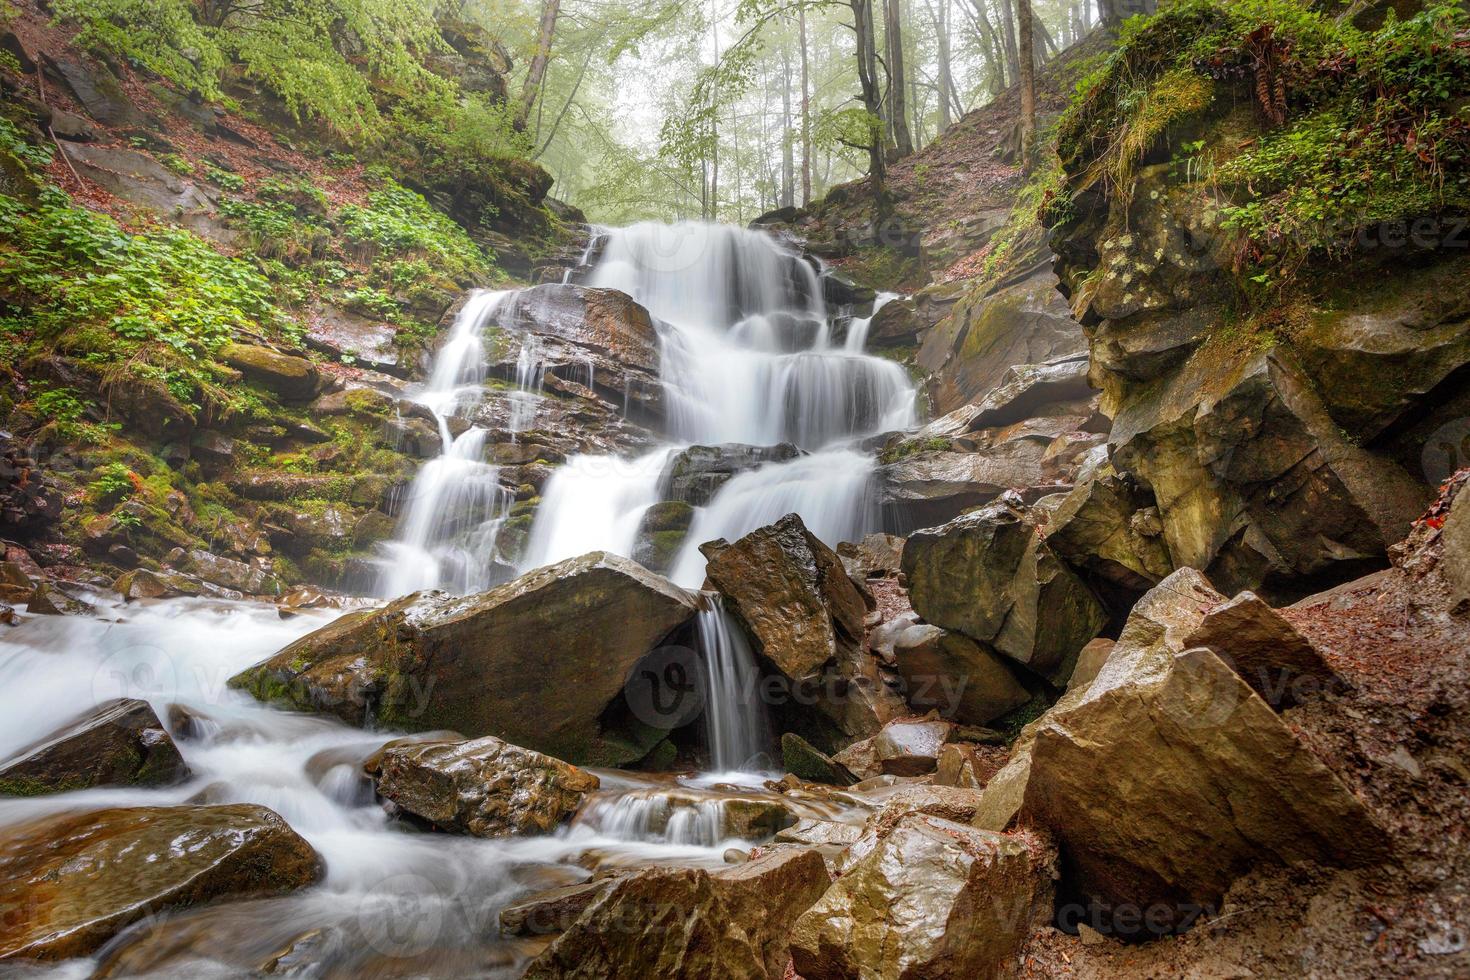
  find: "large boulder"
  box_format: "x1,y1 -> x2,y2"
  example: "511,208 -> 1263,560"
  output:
230,552 -> 700,766
880,436 -> 1048,529
703,513 -> 905,743
0,697 -> 189,796
523,847 -> 830,979
902,501 -> 1107,686
1107,348 -> 1428,599
499,284 -> 660,373
1011,569 -> 1390,933
42,54 -> 149,127
364,735 -> 599,837
1183,591 -> 1344,709
790,814 -> 1054,980
0,804 -> 322,960
61,143 -> 211,214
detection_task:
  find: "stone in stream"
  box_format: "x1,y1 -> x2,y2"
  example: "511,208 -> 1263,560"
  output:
364,735 -> 599,837
630,499 -> 694,574
703,513 -> 907,745
0,697 -> 189,796
790,814 -> 1055,980
901,499 -> 1107,686
974,568 -> 1390,933
229,552 -> 700,767
522,847 -> 830,979
500,878 -> 619,936
659,442 -> 804,506
0,804 -> 322,960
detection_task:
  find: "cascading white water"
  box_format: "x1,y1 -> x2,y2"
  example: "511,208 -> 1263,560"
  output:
377,291 -> 516,597
695,595 -> 772,773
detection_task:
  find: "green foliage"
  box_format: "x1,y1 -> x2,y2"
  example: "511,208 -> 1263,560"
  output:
87,461 -> 137,506
203,164 -> 245,192
1055,0 -> 1470,284
0,189 -> 294,415
338,180 -> 491,285
0,117 -> 53,170
30,385 -> 116,444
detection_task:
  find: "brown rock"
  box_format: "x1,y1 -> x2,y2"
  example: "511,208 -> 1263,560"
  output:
0,698 -> 189,796
1184,591 -> 1345,708
365,735 -> 599,837
523,847 -> 830,979
890,621 -> 1030,725
219,343 -> 321,401
0,804 -> 322,960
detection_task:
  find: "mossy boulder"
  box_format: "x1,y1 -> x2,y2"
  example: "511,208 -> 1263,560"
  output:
0,698 -> 189,797
219,343 -> 321,402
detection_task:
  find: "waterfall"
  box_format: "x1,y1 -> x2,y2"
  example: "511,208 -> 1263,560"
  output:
696,595 -> 772,773
376,290 -> 516,597
521,222 -> 916,586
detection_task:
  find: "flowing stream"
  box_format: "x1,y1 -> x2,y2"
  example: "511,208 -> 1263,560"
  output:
0,222 -> 910,975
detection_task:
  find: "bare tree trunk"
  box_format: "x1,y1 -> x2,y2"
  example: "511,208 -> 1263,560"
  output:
928,0 -> 954,132
851,0 -> 889,206
1017,0 -> 1036,172
799,5 -> 812,206
884,0 -> 914,156
781,44 -> 795,208
516,0 -> 562,131
997,0 -> 1020,91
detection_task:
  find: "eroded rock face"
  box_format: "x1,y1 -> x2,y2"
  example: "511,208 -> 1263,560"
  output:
0,698 -> 189,796
902,501 -> 1107,686
888,622 -> 1030,725
1016,569 -> 1390,932
1107,349 -> 1428,599
229,552 -> 699,766
1045,467 -> 1173,591
0,804 -> 322,960
364,735 -> 599,837
791,814 -> 1054,980
660,443 -> 804,506
523,848 -> 830,979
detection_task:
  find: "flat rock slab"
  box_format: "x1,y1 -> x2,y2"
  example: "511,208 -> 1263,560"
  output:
0,697 -> 188,796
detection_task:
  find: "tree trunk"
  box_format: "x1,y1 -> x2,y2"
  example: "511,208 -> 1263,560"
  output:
997,0 -> 1020,92
930,0 -> 954,132
1016,0 -> 1036,172
516,0 -> 562,132
781,45 -> 795,208
851,0 -> 889,207
799,5 -> 812,206
884,0 -> 914,156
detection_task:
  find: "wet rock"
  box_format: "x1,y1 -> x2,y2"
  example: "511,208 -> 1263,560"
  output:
523,847 -> 830,980
186,549 -> 275,595
660,443 -> 804,506
631,500 -> 694,574
0,804 -> 322,960
776,817 -> 864,847
704,513 -> 905,742
1045,467 -> 1173,591
703,513 -> 866,682
902,501 -> 1107,686
1013,569 -> 1390,932
964,355 -> 1095,430
500,879 -> 617,936
365,735 -> 599,837
1445,484 -> 1470,605
0,560 -> 32,603
889,621 -> 1030,725
1184,591 -> 1345,709
190,430 -> 237,468
219,343 -> 321,402
500,284 -> 660,373
880,436 -> 1049,529
1066,638 -> 1115,693
62,143 -> 210,214
1108,349 -> 1427,598
230,552 -> 699,766
934,743 -> 989,789
781,732 -> 857,786
305,304 -> 405,376
872,717 -> 952,776
791,815 -> 1054,980
0,698 -> 189,796
113,567 -> 208,600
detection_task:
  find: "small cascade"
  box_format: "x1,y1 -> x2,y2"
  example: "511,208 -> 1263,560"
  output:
507,333 -> 545,438
520,448 -> 672,570
695,595 -> 772,772
845,290 -> 901,352
376,290 -> 515,597
576,793 -> 731,846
